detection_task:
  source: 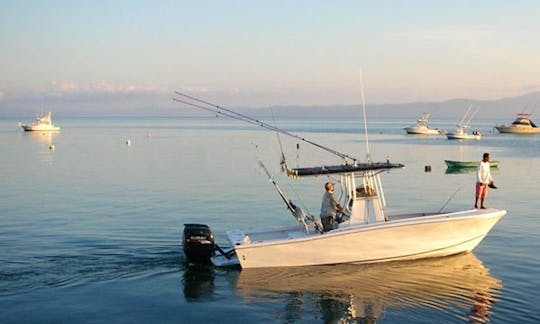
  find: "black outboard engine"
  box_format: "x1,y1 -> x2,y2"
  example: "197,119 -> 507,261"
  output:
183,224 -> 215,264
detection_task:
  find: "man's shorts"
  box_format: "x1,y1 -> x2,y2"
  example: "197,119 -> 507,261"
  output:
476,182 -> 488,198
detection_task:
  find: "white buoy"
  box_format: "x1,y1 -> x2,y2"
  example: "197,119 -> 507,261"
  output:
49,144 -> 55,150
126,139 -> 131,146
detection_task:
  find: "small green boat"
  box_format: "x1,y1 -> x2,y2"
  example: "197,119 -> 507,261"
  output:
444,160 -> 499,168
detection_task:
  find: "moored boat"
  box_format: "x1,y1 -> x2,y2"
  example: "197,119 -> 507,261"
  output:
446,105 -> 481,140
445,160 -> 499,168
20,112 -> 60,132
495,113 -> 540,134
403,113 -> 444,135
176,92 -> 506,269
446,126 -> 482,140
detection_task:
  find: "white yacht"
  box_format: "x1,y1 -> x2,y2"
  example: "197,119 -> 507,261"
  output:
20,112 -> 60,132
404,113 -> 444,135
495,113 -> 540,134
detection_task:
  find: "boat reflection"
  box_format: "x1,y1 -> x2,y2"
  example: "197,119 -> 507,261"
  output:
183,265 -> 215,301
445,166 -> 476,174
235,253 -> 501,323
25,131 -> 58,145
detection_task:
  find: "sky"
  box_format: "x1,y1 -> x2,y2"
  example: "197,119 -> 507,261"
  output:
1,0 -> 540,114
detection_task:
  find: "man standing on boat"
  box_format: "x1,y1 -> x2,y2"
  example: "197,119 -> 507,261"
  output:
475,153 -> 496,209
320,182 -> 344,232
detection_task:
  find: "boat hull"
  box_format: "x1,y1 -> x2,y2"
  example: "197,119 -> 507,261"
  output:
445,160 -> 499,168
446,133 -> 481,140
231,208 -> 505,268
21,125 -> 60,132
404,127 -> 443,135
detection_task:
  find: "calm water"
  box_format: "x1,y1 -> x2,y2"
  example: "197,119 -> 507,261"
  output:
1,115 -> 539,323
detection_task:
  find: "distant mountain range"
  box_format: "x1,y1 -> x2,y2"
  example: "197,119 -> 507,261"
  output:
2,91 -> 539,119
245,91 -> 540,120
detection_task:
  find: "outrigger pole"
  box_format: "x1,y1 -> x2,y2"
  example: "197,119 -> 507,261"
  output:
257,160 -> 296,215
172,91 -> 359,163
359,70 -> 371,162
258,160 -> 323,233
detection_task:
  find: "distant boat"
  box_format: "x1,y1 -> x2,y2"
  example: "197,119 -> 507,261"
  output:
446,126 -> 482,140
20,112 -> 60,132
403,113 -> 444,135
444,160 -> 499,169
446,106 -> 481,140
495,113 -> 540,134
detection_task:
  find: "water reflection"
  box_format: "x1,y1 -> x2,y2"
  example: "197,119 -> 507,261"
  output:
25,131 -> 58,145
183,265 -> 215,300
24,131 -> 59,164
235,253 -> 501,323
445,166 -> 476,174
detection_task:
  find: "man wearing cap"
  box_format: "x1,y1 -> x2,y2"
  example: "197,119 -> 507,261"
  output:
320,182 -> 344,232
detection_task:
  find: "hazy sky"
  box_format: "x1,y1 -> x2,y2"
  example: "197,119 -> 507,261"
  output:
1,0 -> 540,112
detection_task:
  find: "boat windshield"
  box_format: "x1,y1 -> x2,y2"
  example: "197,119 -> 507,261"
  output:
512,118 -> 531,126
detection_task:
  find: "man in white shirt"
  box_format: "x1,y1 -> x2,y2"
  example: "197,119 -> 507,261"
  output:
475,153 -> 494,209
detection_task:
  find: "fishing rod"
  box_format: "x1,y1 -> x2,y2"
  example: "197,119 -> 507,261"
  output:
269,107 -> 289,172
172,97 -> 267,128
173,91 -> 359,163
258,160 -> 296,215
438,186 -> 461,213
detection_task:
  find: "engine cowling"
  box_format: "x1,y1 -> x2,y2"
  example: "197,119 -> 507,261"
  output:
183,224 -> 215,264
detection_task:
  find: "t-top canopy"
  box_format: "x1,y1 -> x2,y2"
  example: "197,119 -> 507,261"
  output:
287,162 -> 405,178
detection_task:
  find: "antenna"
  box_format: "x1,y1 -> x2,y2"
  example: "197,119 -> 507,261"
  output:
359,70 -> 371,162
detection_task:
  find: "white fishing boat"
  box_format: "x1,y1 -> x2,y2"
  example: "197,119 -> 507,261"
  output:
403,112 -> 444,135
176,92 -> 506,269
20,112 -> 60,132
446,126 -> 482,140
446,106 -> 481,140
495,113 -> 540,134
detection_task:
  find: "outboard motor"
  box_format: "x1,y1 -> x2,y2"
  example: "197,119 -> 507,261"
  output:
183,224 -> 215,264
